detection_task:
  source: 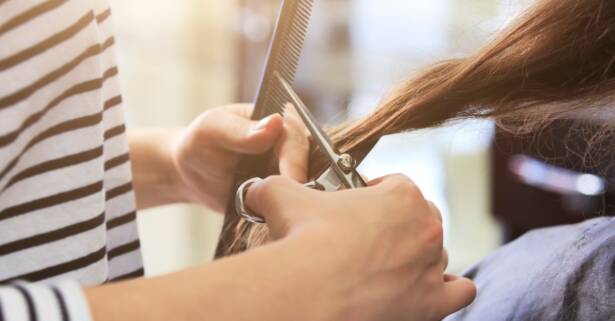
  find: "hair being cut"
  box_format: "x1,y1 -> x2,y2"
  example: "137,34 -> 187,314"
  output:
221,0 -> 615,255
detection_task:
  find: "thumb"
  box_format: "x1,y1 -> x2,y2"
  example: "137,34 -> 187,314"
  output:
245,176 -> 315,239
438,277 -> 477,318
202,111 -> 284,154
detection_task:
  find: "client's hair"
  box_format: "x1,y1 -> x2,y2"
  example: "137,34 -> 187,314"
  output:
222,0 -> 615,255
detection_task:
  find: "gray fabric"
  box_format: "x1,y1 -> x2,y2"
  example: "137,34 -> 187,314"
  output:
446,217 -> 615,321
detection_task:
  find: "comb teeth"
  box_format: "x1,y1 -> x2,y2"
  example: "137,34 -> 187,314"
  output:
252,0 -> 314,120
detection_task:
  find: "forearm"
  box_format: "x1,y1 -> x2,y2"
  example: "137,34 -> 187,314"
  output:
85,233 -> 337,321
128,128 -> 188,209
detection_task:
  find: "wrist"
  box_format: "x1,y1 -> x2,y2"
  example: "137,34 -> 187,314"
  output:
128,128 -> 192,208
162,128 -> 194,202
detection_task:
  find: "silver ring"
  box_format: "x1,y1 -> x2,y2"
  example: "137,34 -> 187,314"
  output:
235,178 -> 266,224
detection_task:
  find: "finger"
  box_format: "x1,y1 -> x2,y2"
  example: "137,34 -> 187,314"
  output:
367,174 -> 428,207
427,201 -> 443,223
444,274 -> 459,282
366,175 -> 389,186
367,173 -> 416,187
277,108 -> 310,182
224,103 -> 254,118
438,277 -> 477,318
200,111 -> 285,154
245,176 -> 316,238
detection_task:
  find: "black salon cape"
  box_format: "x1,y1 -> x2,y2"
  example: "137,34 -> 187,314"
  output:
445,217 -> 615,321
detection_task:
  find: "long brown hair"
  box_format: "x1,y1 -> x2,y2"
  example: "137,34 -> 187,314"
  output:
221,0 -> 615,256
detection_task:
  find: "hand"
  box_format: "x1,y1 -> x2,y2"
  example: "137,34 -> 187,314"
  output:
172,104 -> 309,212
245,174 -> 476,321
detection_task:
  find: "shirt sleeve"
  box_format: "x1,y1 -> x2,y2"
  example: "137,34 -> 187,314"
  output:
0,279 -> 92,321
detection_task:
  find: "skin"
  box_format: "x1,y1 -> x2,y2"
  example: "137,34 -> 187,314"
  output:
85,104 -> 476,321
128,104 -> 309,211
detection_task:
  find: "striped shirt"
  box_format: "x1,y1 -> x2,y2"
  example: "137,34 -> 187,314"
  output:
0,1 -> 144,320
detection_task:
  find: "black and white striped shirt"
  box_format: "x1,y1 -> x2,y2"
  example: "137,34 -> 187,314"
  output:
0,1 -> 144,319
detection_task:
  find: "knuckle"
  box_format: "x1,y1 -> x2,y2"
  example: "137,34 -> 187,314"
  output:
377,175 -> 429,224
194,111 -> 220,137
386,180 -> 423,209
421,218 -> 444,246
442,248 -> 450,269
246,177 -> 281,211
387,173 -> 411,185
401,181 -> 422,199
256,175 -> 294,201
259,175 -> 285,193
199,109 -> 221,125
246,176 -> 294,217
428,201 -> 443,220
389,174 -> 421,197
173,135 -> 194,167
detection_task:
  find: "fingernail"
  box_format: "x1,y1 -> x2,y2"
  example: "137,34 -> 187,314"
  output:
252,116 -> 272,132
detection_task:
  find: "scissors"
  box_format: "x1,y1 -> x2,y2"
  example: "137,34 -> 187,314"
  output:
235,72 -> 367,224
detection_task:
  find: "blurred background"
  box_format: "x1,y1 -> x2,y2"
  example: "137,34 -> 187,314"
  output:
109,0 -> 612,276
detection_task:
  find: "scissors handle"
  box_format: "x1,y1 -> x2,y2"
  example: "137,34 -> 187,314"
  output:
235,178 -> 266,224
236,177 -> 331,224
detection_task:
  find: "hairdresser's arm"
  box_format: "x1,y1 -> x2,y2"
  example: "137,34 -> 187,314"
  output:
85,175 -> 475,321
128,104 -> 308,211
85,231 -> 339,321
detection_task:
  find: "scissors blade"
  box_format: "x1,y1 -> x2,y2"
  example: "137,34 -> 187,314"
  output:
275,72 -> 366,189
275,72 -> 338,159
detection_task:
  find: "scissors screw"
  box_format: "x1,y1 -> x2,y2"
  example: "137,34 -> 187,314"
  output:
338,154 -> 356,173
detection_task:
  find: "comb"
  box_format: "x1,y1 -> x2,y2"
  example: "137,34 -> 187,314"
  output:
215,0 -> 314,258
252,0 -> 313,119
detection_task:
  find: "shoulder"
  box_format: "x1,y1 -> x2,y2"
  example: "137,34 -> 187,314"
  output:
447,217 -> 615,321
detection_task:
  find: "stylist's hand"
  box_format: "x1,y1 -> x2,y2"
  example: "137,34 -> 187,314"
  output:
172,104 -> 308,212
245,174 -> 476,321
